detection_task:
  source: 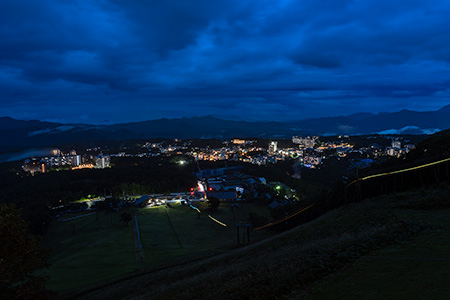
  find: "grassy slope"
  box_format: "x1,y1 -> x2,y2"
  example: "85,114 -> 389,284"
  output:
301,227 -> 450,300
60,187 -> 450,300
299,193 -> 450,299
41,202 -> 272,292
40,211 -> 140,291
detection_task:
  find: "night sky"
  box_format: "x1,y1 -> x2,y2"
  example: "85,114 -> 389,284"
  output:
1,0 -> 450,124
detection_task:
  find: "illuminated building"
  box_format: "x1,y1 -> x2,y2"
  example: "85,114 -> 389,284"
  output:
386,147 -> 399,157
22,159 -> 46,174
95,154 -> 110,169
269,141 -> 278,154
292,136 -> 318,148
71,155 -> 82,167
392,140 -> 401,149
232,139 -> 246,145
51,149 -> 61,156
303,156 -> 322,168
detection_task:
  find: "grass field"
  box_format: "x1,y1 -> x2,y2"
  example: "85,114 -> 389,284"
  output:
300,209 -> 450,300
40,201 -> 272,292
60,186 -> 450,300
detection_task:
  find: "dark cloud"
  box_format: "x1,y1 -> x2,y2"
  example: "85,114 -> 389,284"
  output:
109,0 -> 231,53
0,0 -> 450,124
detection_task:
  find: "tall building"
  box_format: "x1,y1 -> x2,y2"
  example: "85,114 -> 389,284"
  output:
95,154 -> 110,169
269,141 -> 278,155
71,155 -> 82,167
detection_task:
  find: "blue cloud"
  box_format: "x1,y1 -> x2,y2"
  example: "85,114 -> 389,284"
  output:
1,0 -> 450,123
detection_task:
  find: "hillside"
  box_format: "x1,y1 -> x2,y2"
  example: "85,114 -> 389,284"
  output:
1,105 -> 450,149
61,187 -> 450,300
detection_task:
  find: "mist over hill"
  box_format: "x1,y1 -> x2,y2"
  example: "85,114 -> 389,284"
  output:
1,105 -> 449,149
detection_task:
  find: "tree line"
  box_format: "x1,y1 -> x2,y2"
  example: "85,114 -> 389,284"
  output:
0,156 -> 197,234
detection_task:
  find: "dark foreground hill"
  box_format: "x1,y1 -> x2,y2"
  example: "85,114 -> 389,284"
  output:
62,187 -> 450,300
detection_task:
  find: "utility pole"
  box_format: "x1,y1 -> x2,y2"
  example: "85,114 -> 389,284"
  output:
247,226 -> 250,243
342,176 -> 348,205
236,226 -> 240,244
356,168 -> 362,202
235,223 -> 252,244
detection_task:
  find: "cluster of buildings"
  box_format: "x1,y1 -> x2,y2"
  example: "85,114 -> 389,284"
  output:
110,137 -> 334,169
40,149 -> 82,168
142,141 -> 189,154
193,166 -> 267,202
386,139 -> 415,157
131,193 -> 201,208
22,134 -> 417,175
182,135 -> 416,170
186,138 -> 320,167
110,135 -> 415,170
193,149 -> 232,161
292,136 -> 318,148
22,150 -> 110,174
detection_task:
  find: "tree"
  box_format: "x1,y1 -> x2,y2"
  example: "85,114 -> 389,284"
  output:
120,212 -> 132,226
0,204 -> 54,299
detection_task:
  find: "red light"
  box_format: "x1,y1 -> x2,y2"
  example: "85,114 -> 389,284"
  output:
209,187 -> 213,191
190,188 -> 194,191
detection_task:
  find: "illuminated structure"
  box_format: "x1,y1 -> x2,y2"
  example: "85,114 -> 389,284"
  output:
292,136 -> 318,148
22,159 -> 46,174
72,164 -> 94,170
232,139 -> 246,145
303,155 -> 322,168
41,154 -> 81,167
95,154 -> 110,169
268,141 -> 278,155
392,140 -> 401,149
51,149 -> 61,156
386,147 -> 399,157
71,155 -> 82,167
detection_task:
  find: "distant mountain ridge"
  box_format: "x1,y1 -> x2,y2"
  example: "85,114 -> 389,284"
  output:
287,105 -> 450,136
1,105 -> 449,149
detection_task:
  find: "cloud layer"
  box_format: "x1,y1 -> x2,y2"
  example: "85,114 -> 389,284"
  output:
1,0 -> 450,123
